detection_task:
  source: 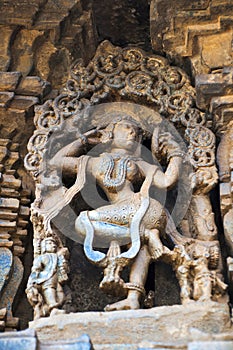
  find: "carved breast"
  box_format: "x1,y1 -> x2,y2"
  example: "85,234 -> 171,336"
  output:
94,153 -> 142,190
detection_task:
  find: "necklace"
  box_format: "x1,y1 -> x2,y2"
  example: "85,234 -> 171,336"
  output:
101,153 -> 132,190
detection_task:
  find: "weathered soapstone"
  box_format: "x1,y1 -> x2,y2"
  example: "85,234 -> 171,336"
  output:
188,341 -> 233,350
0,328 -> 36,350
29,303 -> 231,348
38,334 -> 94,350
26,41 -> 225,320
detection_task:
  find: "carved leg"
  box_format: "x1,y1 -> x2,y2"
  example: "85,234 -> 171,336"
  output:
105,245 -> 151,311
42,286 -> 66,317
176,265 -> 192,303
193,274 -> 212,302
43,287 -> 60,311
100,240 -> 125,295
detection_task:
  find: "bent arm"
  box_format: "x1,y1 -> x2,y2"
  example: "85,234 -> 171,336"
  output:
31,257 -> 43,277
49,138 -> 85,175
49,129 -> 99,175
153,156 -> 182,189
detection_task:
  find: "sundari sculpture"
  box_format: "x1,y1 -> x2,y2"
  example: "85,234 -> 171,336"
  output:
25,41 -> 228,318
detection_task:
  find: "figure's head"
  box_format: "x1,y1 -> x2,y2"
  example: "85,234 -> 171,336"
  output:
101,115 -> 143,153
41,237 -> 57,254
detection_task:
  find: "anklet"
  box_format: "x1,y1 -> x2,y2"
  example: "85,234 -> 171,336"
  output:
125,283 -> 146,296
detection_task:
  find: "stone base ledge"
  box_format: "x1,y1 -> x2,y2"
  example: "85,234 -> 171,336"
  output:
30,302 -> 232,347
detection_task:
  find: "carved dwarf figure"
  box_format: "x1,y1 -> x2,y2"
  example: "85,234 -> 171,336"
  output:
26,237 -> 68,319
188,243 -> 227,302
169,244 -> 192,303
170,242 -> 227,303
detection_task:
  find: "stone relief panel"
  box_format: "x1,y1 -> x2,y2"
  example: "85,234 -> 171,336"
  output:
24,41 -> 228,318
0,67 -> 57,329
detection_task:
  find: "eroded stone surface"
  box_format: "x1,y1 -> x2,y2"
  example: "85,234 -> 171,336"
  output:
150,0 -> 233,76
0,328 -> 36,350
0,0 -> 233,335
188,341 -> 233,350
30,303 -> 231,345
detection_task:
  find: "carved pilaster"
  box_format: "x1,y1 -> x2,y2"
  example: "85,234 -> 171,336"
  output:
196,68 -> 233,294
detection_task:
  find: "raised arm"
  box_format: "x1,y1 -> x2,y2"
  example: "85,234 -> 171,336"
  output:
153,156 -> 182,189
49,138 -> 85,175
49,129 -> 99,175
151,127 -> 184,189
137,157 -> 182,190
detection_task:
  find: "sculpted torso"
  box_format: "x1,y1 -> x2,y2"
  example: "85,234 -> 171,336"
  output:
88,155 -> 147,203
48,117 -> 182,311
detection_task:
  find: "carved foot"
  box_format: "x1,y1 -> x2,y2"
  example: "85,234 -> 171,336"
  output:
50,308 -> 66,317
104,297 -> 140,311
149,242 -> 164,260
100,276 -> 126,296
181,298 -> 195,305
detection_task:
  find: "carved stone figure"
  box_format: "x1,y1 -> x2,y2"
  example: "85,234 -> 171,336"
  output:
191,249 -> 226,302
169,241 -> 227,304
196,70 -> 233,293
25,41 -> 227,318
26,237 -> 68,319
47,115 -> 184,310
217,121 -> 233,259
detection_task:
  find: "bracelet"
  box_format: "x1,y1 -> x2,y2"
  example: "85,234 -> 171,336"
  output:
167,152 -> 185,161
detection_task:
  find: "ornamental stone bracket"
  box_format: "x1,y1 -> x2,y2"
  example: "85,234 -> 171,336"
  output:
196,67 -> 233,291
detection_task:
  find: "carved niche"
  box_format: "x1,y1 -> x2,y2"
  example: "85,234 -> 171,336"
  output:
25,41 -> 228,318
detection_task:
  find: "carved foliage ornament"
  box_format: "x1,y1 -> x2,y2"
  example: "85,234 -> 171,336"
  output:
25,41 -> 217,188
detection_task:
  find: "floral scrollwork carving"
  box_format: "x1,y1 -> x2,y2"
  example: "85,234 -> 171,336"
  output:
26,41 -> 217,191
125,71 -> 153,96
